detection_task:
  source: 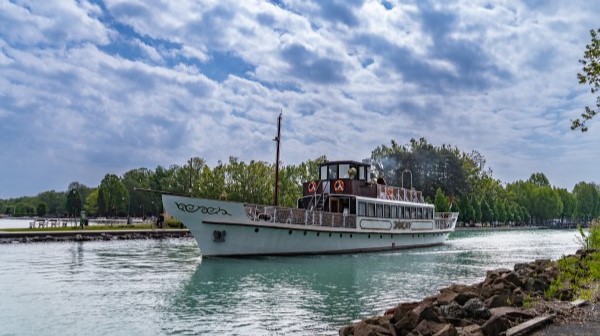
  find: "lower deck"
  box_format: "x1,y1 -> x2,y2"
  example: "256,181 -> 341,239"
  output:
194,219 -> 452,257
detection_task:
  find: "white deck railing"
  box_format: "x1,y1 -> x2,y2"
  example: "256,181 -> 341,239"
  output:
244,205 -> 357,228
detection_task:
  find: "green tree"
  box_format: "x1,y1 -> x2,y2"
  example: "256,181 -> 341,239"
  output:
434,188 -> 450,212
36,202 -> 47,217
531,186 -> 563,224
481,200 -> 494,225
472,199 -> 482,224
98,174 -> 127,217
371,138 -> 470,199
66,188 -> 82,217
556,188 -> 577,224
573,182 -> 600,223
494,200 -> 507,225
122,167 -> 155,217
510,202 -> 521,224
458,197 -> 474,225
85,189 -> 99,216
14,202 -> 34,217
527,172 -> 550,187
572,28 -> 600,132
36,190 -> 66,216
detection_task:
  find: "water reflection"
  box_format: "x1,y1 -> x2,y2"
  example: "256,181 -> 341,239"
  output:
0,230 -> 581,336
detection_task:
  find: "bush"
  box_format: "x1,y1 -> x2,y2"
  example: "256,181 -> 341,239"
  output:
546,250 -> 600,302
165,217 -> 184,229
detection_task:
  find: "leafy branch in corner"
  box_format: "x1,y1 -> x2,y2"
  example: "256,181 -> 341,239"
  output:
572,28 -> 600,132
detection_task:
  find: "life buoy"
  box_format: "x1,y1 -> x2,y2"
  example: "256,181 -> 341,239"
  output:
386,188 -> 394,199
308,181 -> 317,193
333,180 -> 345,192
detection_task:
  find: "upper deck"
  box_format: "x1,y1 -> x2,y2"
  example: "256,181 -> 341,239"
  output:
302,160 -> 425,203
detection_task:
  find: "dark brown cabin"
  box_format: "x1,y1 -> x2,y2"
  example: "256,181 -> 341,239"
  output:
297,160 -> 374,214
297,160 -> 427,218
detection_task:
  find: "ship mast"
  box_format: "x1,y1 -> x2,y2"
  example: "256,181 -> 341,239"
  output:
273,112 -> 282,206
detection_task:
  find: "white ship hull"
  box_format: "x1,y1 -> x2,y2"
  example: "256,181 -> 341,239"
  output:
162,195 -> 457,257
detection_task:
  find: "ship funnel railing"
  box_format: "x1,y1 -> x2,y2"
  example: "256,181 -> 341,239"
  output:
376,184 -> 424,203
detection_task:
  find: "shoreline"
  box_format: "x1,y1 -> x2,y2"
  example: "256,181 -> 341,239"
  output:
0,229 -> 192,243
339,250 -> 598,336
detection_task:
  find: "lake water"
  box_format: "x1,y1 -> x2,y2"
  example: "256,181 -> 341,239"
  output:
0,229 -> 581,335
0,218 -> 33,229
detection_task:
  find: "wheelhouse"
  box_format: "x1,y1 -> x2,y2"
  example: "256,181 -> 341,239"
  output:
297,160 -> 432,219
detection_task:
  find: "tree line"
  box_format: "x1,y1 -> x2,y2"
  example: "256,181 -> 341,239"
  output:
1,138 -> 599,226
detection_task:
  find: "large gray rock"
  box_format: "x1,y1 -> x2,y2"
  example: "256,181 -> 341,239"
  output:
340,316 -> 397,336
488,307 -> 534,320
414,319 -> 432,336
433,323 -> 458,336
500,272 -> 523,288
391,302 -> 420,323
457,324 -> 483,336
524,277 -> 549,293
484,294 -> 523,308
463,298 -> 491,320
413,303 -> 443,323
480,315 -> 511,336
394,310 -> 420,332
440,302 -> 465,319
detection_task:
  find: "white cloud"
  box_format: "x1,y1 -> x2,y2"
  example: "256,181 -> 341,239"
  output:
1,0 -> 600,198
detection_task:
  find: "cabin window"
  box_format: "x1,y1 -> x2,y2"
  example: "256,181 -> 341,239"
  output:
400,206 -> 405,219
391,205 -> 398,218
384,205 -> 390,218
411,207 -> 416,219
358,202 -> 366,216
376,204 -> 383,217
368,203 -> 375,217
340,164 -> 350,178
320,166 -> 328,180
366,167 -> 371,181
417,207 -> 422,219
329,165 -> 338,179
359,166 -> 366,180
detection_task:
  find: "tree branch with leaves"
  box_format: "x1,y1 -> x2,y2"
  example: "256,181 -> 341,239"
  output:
572,28 -> 600,132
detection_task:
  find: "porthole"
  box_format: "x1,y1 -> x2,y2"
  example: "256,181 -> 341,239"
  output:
304,231 -> 307,236
350,234 -> 353,238
317,232 -> 320,236
368,234 -> 371,239
380,235 -> 383,239
289,230 -> 292,235
255,228 -> 259,233
329,233 -> 332,237
390,234 -> 393,239
340,233 -> 343,238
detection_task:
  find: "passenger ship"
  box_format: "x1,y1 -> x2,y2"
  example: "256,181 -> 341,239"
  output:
162,158 -> 457,257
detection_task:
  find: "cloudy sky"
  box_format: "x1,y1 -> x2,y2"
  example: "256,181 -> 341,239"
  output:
1,0 -> 599,199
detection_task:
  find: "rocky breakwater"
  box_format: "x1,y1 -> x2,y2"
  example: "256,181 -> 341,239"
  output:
339,255 -> 586,336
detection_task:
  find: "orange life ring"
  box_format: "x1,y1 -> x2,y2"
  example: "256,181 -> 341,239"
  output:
386,188 -> 393,199
308,181 -> 317,193
333,180 -> 345,192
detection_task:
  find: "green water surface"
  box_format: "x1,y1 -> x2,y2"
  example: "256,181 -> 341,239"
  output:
0,229 -> 580,335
